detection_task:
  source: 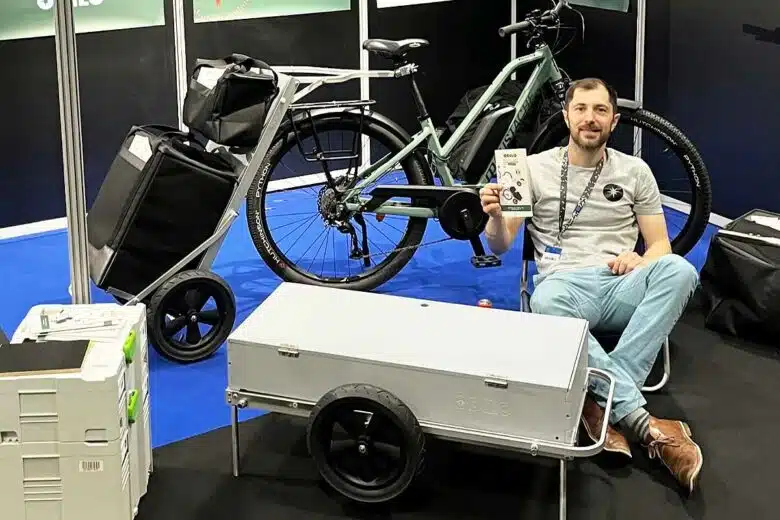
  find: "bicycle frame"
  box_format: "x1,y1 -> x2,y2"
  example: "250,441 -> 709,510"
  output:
274,44 -> 564,219
420,44 -> 563,187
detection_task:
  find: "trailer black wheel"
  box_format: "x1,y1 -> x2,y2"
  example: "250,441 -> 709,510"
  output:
307,384 -> 425,504
147,270 -> 236,363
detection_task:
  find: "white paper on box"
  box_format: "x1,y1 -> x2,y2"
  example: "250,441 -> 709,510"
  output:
195,67 -> 224,89
495,148 -> 533,217
128,135 -> 153,164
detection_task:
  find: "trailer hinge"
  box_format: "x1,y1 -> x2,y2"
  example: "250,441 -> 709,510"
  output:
484,377 -> 508,389
277,345 -> 300,358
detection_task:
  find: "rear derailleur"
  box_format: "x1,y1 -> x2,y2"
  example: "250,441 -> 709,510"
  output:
318,179 -> 372,267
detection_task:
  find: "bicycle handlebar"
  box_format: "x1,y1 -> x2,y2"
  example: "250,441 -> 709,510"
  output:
498,0 -> 567,38
498,20 -> 532,37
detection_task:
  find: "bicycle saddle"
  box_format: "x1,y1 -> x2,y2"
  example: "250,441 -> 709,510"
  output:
362,38 -> 429,60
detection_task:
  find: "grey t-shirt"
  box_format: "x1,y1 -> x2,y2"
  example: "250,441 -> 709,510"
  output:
525,146 -> 663,277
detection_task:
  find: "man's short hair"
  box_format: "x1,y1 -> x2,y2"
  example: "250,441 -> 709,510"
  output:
564,78 -> 618,114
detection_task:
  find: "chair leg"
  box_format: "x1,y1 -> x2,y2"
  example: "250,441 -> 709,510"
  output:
642,337 -> 670,393
520,260 -> 531,313
521,291 -> 531,313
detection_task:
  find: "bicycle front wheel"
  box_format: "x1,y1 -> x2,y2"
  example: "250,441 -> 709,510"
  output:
246,110 -> 430,291
530,106 -> 713,257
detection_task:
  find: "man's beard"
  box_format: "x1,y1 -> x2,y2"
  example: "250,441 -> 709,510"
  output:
571,125 -> 611,151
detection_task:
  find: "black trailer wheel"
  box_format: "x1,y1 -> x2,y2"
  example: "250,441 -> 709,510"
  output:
147,270 -> 236,363
306,384 -> 425,504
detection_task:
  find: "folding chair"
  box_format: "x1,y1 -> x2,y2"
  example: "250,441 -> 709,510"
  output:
519,223 -> 670,393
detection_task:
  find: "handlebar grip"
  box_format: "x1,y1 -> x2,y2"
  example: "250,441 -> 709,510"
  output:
498,20 -> 531,38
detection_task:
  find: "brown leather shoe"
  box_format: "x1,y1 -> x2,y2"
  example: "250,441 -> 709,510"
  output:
644,417 -> 703,494
581,396 -> 631,458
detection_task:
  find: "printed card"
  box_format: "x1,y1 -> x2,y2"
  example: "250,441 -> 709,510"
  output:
495,149 -> 532,217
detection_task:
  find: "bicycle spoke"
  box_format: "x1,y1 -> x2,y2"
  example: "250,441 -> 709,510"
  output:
332,230 -> 338,279
318,226 -> 331,278
272,214 -> 318,248
371,217 -> 406,235
265,211 -> 317,218
268,214 -> 319,234
276,158 -> 321,197
282,216 -> 320,259
299,226 -> 330,270
366,219 -> 403,248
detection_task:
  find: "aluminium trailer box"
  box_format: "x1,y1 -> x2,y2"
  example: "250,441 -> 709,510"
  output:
3,303 -> 151,520
227,282 -> 591,449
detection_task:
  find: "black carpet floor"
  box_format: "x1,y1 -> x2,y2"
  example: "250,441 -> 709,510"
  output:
136,294 -> 779,520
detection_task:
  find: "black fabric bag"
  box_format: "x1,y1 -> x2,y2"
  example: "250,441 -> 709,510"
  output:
182,53 -> 279,148
438,80 -> 553,181
86,124 -> 240,298
699,209 -> 780,344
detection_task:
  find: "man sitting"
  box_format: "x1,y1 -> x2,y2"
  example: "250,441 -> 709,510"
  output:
478,78 -> 703,493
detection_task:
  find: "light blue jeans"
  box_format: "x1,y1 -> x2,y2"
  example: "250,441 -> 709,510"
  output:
530,254 -> 699,424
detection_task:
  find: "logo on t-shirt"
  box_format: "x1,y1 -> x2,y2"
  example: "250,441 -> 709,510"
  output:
603,184 -> 624,202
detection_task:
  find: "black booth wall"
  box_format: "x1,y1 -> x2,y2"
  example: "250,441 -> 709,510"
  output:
0,0 -> 179,229
0,0 -> 773,230
663,0 -> 780,219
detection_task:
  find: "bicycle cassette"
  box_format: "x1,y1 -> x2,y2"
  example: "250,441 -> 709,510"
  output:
438,190 -> 488,241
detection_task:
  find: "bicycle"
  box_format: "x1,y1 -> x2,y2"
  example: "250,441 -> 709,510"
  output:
246,0 -> 712,292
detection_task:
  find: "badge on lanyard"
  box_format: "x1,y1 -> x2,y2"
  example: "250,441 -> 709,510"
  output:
543,245 -> 563,262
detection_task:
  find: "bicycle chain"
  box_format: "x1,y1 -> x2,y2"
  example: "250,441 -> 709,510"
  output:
353,235 -> 455,260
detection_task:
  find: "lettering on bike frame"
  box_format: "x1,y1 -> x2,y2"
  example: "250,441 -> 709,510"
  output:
484,70 -> 550,181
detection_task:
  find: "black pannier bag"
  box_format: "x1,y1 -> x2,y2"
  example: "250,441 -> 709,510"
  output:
182,53 -> 279,149
438,80 -> 553,183
699,209 -> 780,345
87,125 -> 240,299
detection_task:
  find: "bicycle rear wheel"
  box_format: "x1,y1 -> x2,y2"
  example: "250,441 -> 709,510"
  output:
246,110 -> 430,291
530,106 -> 712,257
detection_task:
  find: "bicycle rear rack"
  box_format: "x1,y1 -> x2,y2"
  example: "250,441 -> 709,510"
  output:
288,99 -> 376,189
289,99 -> 375,112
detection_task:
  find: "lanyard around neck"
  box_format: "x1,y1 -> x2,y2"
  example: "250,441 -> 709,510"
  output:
557,149 -> 605,243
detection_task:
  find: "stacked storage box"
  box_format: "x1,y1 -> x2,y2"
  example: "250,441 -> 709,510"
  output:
1,303 -> 151,520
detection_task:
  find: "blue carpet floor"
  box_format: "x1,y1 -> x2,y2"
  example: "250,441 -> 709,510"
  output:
0,204 -> 720,448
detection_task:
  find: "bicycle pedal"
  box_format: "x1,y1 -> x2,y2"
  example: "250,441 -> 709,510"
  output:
471,255 -> 502,268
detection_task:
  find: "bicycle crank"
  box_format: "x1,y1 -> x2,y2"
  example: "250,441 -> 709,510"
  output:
438,190 -> 502,268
